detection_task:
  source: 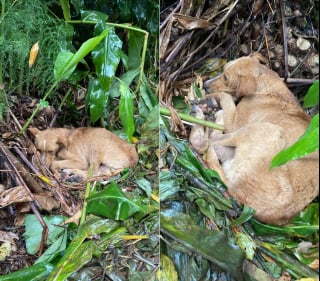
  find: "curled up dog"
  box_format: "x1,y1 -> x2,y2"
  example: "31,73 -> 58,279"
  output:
29,127 -> 138,182
189,53 -> 319,225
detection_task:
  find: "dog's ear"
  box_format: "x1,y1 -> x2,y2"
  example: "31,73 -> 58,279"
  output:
56,135 -> 69,147
28,127 -> 40,136
250,52 -> 268,65
236,75 -> 257,97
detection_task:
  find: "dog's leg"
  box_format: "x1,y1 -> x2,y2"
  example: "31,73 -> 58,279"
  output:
189,104 -> 209,154
205,110 -> 228,183
51,159 -> 88,180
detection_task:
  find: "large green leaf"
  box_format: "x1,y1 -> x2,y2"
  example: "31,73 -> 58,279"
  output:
303,80 -> 319,108
0,261 -> 54,281
47,216 -> 119,281
87,76 -> 108,123
86,182 -> 142,220
92,25 -> 122,90
270,113 -> 319,168
161,210 -> 246,280
53,51 -> 75,82
109,68 -> 140,98
54,28 -> 110,82
23,215 -> 67,255
119,81 -> 135,141
128,29 -> 144,70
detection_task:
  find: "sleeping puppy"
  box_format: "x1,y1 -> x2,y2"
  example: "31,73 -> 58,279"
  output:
189,53 -> 319,225
29,127 -> 138,182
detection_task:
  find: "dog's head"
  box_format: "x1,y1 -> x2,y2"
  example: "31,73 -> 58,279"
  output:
204,53 -> 270,98
28,127 -> 68,167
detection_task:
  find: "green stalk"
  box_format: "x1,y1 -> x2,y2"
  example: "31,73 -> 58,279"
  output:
20,81 -> 58,134
256,241 -> 319,279
160,106 -> 224,131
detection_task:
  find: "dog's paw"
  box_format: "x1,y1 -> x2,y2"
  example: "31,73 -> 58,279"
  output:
60,169 -> 84,183
191,104 -> 205,119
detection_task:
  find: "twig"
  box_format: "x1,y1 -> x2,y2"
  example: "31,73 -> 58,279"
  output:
279,0 -> 288,80
0,141 -> 48,255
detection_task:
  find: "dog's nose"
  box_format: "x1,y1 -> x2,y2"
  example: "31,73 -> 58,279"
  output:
204,75 -> 220,92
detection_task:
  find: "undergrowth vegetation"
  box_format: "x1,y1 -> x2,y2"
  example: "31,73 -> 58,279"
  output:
0,0 -> 159,280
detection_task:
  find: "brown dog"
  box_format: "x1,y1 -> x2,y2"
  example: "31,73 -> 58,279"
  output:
29,127 -> 138,181
190,53 -> 319,225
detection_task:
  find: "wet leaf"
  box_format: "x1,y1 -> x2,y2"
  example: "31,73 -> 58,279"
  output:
0,261 -> 54,281
251,218 -> 318,238
136,177 -> 152,197
119,81 -> 135,141
161,210 -> 246,280
80,10 -> 108,22
159,254 -> 178,281
86,182 -> 141,220
236,232 -> 256,260
128,30 -> 144,70
46,216 -> 119,281
92,25 -> 122,90
230,205 -> 256,226
87,76 -> 108,123
159,171 -> 181,201
54,28 -> 110,82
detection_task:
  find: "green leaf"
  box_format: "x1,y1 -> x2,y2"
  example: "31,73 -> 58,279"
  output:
136,177 -> 152,197
54,28 -> 110,82
303,80 -> 319,108
40,99 -> 49,107
291,203 -> 319,226
119,81 -> 135,141
54,51 -> 75,82
35,231 -> 67,264
161,210 -> 246,280
159,170 -> 181,201
47,216 -> 119,281
270,113 -> 319,168
128,30 -> 144,70
251,218 -> 319,238
23,215 -> 67,255
235,232 -> 256,260
109,68 -> 140,98
87,76 -> 108,123
230,205 -> 256,226
92,25 -> 122,90
159,254 -> 178,281
80,10 -> 108,22
195,197 -> 216,219
0,261 -> 54,281
86,182 -> 142,220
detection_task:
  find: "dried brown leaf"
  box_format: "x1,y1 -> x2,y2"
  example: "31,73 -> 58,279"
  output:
0,185 -> 32,207
173,14 -> 213,30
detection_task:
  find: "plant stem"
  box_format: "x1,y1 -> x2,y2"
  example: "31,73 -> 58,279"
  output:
160,106 -> 224,131
20,81 -> 58,134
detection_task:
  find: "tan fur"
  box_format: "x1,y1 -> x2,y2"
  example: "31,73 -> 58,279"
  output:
190,53 -> 319,225
29,127 -> 138,181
